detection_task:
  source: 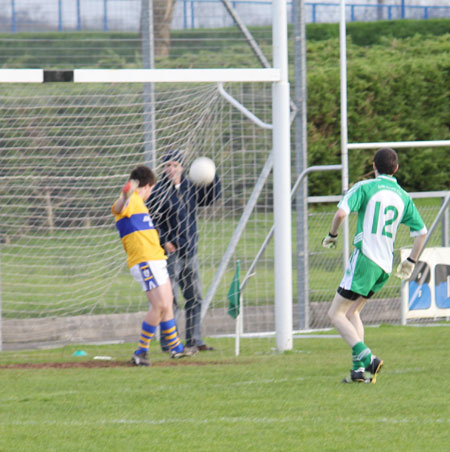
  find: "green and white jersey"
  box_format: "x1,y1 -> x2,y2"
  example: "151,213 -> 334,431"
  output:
338,175 -> 427,273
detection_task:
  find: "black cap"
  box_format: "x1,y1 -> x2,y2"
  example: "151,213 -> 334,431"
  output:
162,149 -> 185,165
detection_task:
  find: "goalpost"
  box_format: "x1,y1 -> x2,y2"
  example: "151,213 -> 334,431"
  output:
0,1 -> 293,352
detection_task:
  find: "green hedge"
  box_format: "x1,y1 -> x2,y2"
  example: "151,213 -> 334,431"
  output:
305,18 -> 450,45
308,31 -> 450,194
0,19 -> 448,194
306,33 -> 450,194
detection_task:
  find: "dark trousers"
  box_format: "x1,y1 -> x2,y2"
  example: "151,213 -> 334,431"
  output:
160,252 -> 205,349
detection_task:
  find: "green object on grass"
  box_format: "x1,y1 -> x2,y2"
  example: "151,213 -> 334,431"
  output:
227,260 -> 240,319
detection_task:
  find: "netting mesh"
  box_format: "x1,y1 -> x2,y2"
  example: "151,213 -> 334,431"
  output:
0,81 -> 277,346
0,81 -> 447,348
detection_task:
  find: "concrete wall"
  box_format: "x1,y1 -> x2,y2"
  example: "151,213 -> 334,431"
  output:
2,298 -> 401,350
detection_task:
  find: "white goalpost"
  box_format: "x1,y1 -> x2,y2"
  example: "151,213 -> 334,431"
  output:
0,1 -> 293,352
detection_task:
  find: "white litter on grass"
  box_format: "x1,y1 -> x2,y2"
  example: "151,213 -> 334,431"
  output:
93,356 -> 112,360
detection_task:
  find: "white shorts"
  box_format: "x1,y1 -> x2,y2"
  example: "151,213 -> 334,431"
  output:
130,260 -> 169,292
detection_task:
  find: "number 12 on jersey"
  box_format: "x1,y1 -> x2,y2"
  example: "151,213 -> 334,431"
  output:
371,201 -> 399,238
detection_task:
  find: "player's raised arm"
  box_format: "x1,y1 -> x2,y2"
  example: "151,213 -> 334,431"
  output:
112,179 -> 139,214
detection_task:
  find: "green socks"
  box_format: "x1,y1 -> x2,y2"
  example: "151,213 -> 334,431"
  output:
352,341 -> 372,371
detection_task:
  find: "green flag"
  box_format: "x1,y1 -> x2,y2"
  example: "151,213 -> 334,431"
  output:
227,260 -> 240,319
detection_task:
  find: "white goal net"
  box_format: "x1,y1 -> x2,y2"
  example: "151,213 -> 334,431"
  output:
0,80 -> 278,349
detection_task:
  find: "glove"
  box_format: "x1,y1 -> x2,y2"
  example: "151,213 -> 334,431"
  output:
395,257 -> 416,280
122,179 -> 139,199
322,233 -> 338,249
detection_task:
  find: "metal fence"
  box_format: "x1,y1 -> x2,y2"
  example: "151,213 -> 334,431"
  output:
303,192 -> 450,329
1,0 -> 449,33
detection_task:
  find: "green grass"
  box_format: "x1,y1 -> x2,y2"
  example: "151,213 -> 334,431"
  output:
0,325 -> 449,451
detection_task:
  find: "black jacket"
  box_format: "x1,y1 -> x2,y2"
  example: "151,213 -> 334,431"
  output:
147,173 -> 221,257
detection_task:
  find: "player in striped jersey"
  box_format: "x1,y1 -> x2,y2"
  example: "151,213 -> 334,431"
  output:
322,148 -> 427,383
112,165 -> 196,366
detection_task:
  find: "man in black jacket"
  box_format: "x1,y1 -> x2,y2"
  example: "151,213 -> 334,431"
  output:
147,150 -> 221,352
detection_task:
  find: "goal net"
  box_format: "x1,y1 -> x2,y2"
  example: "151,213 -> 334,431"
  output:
0,80 -> 279,350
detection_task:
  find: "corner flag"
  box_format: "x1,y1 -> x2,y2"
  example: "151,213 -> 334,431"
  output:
227,260 -> 240,319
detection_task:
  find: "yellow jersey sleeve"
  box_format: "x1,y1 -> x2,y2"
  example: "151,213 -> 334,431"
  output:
112,192 -> 166,267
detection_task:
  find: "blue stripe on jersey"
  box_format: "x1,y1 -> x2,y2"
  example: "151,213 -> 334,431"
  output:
138,262 -> 159,291
116,213 -> 155,239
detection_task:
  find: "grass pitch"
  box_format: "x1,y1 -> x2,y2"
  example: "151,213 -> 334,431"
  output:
0,325 -> 449,451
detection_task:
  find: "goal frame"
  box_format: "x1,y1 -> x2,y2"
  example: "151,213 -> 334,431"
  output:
0,0 -> 293,353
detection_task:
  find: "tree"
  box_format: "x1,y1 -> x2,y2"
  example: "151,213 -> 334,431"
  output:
154,0 -> 176,57
141,0 -> 176,58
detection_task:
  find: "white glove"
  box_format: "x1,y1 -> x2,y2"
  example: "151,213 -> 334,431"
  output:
395,258 -> 416,280
322,233 -> 338,249
122,179 -> 139,199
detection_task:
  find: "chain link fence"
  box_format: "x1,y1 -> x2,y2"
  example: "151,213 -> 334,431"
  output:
302,193 -> 449,329
1,0 -> 449,33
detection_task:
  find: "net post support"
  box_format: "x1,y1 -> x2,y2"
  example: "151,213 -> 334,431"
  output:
293,0 -> 309,330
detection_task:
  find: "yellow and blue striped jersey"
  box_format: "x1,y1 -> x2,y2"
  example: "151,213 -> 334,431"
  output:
112,191 -> 166,268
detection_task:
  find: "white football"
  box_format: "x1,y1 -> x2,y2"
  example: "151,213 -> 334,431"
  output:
189,157 -> 216,186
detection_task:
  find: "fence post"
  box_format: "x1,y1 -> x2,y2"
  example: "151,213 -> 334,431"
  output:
76,0 -> 81,30
11,0 -> 16,32
0,243 -> 2,350
104,0 -> 108,31
442,196 -> 449,247
141,0 -> 157,167
58,0 -> 63,31
293,0 -> 309,330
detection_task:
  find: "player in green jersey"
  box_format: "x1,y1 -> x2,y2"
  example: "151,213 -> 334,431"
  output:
322,148 -> 427,383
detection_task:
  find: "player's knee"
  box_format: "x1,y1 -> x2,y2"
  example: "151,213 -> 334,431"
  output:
327,306 -> 336,324
346,311 -> 358,322
148,297 -> 167,315
162,299 -> 175,316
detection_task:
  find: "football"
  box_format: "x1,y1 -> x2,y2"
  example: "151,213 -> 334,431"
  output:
189,157 -> 216,186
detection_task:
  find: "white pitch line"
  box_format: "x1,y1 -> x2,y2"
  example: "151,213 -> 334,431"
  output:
386,367 -> 425,375
293,334 -> 341,339
5,416 -> 449,427
0,390 -> 78,403
225,377 -> 305,386
116,376 -> 306,393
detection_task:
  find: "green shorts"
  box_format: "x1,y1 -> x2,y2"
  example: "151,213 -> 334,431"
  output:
339,248 -> 390,299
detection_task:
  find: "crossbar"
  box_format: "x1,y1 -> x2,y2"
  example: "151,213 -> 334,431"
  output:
0,68 -> 280,83
348,140 -> 450,149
